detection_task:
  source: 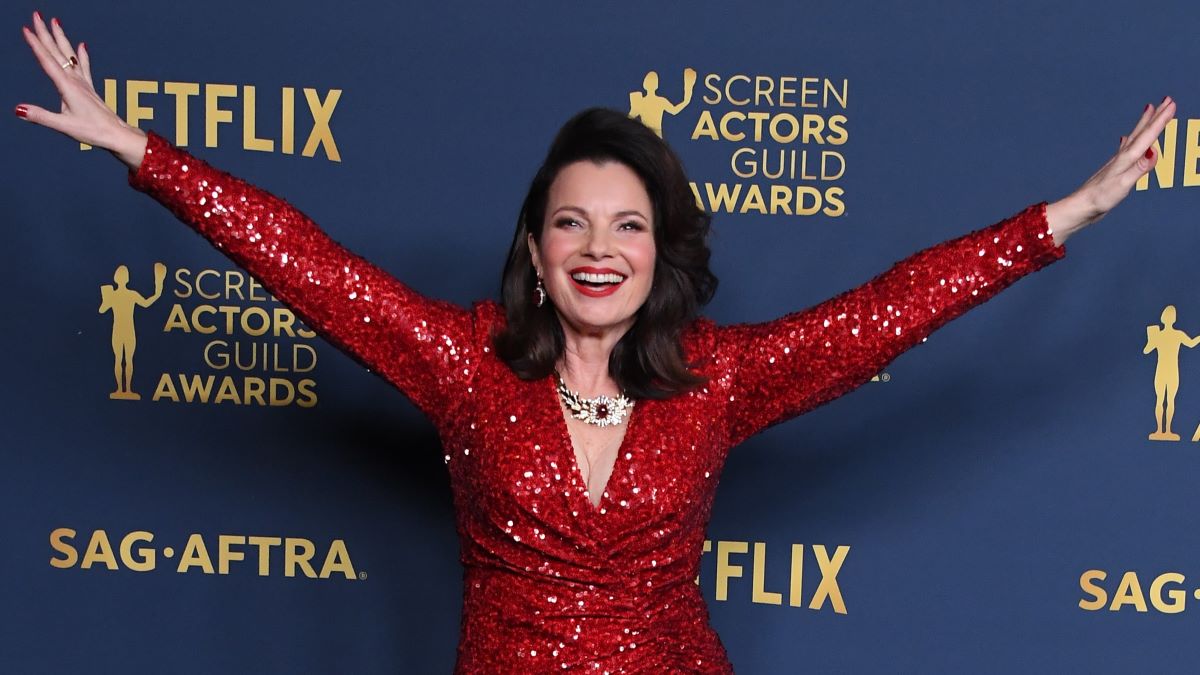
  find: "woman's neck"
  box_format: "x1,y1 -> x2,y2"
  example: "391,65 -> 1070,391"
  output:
557,321 -> 628,396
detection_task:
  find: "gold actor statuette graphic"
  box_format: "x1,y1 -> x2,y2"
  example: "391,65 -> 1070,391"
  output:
629,68 -> 697,138
100,263 -> 166,400
1143,305 -> 1200,441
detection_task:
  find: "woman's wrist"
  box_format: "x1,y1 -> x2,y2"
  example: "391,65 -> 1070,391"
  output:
1045,192 -> 1099,247
110,126 -> 148,172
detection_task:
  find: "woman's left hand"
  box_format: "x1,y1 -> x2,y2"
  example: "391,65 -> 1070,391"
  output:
1046,96 -> 1177,246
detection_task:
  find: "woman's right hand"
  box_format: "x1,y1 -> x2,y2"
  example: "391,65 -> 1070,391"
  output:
16,12 -> 147,170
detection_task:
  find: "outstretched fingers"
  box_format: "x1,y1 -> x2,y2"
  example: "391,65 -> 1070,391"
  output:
1127,98 -> 1175,165
48,17 -> 77,66
18,13 -> 113,144
30,13 -> 70,73
14,102 -> 69,135
48,17 -> 88,88
76,42 -> 93,87
1044,98 -> 1179,239
1121,103 -> 1157,151
21,25 -> 71,95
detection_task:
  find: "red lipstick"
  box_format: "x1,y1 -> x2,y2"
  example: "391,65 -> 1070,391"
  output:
570,278 -> 624,297
567,266 -> 627,298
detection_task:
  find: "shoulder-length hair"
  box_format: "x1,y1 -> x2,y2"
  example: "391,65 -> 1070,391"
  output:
492,107 -> 718,399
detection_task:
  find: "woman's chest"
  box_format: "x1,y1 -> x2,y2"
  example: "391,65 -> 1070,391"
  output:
441,369 -> 731,536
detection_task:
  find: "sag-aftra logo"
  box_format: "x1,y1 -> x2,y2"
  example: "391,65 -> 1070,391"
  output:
50,528 -> 361,580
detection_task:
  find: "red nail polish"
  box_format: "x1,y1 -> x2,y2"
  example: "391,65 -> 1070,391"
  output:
15,105 -> 28,119
33,10 -> 41,21
1145,148 -> 1155,160
79,42 -> 86,51
51,17 -> 58,26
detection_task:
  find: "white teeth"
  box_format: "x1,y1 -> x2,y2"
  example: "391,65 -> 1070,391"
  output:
571,272 -> 626,284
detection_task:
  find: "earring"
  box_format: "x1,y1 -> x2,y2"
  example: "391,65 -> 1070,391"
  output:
534,275 -> 546,308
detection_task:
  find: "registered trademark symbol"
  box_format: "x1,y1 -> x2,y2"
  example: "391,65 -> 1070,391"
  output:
359,571 -> 368,581
880,372 -> 891,382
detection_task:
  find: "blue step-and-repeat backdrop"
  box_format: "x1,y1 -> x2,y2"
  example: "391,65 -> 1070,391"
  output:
3,1 -> 1198,672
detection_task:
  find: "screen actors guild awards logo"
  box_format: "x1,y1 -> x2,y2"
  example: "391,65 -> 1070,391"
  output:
99,263 -> 166,400
622,65 -> 849,218
628,68 -> 697,138
1144,304 -> 1200,441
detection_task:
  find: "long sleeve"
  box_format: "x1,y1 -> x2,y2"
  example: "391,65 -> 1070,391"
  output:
713,203 -> 1065,447
128,131 -> 482,427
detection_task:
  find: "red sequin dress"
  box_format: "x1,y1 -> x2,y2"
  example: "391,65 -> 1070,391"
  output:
129,131 -> 1065,673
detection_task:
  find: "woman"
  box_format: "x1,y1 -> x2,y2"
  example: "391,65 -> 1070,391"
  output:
16,12 -> 1176,674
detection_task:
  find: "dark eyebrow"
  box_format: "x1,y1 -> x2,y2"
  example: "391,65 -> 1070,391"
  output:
613,209 -> 648,220
552,205 -> 649,221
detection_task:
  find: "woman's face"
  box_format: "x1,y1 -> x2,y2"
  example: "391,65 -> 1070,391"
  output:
529,160 -> 656,341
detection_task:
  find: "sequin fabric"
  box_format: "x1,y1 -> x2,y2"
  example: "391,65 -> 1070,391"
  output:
129,131 -> 1065,673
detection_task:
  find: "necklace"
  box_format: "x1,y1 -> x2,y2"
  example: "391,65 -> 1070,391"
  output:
555,371 -> 635,428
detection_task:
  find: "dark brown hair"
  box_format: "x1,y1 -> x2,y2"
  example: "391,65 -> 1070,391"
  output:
493,108 -> 718,399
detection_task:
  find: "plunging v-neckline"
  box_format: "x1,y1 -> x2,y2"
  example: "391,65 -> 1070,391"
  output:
546,375 -> 639,512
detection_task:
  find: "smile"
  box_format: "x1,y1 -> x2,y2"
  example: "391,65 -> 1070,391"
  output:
568,268 -> 627,298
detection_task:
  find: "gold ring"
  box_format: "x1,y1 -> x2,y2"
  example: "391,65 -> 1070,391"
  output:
60,55 -> 78,69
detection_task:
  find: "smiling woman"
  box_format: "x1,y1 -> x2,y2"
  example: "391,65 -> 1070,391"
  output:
495,109 -> 718,401
14,10 -> 1178,673
531,162 -> 656,342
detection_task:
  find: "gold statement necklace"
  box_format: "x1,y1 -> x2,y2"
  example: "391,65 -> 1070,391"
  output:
555,371 -> 635,428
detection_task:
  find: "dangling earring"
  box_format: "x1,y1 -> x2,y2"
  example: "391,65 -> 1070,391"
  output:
534,274 -> 546,308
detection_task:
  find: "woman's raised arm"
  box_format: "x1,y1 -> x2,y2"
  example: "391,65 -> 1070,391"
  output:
16,13 -> 483,427
713,100 -> 1176,447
